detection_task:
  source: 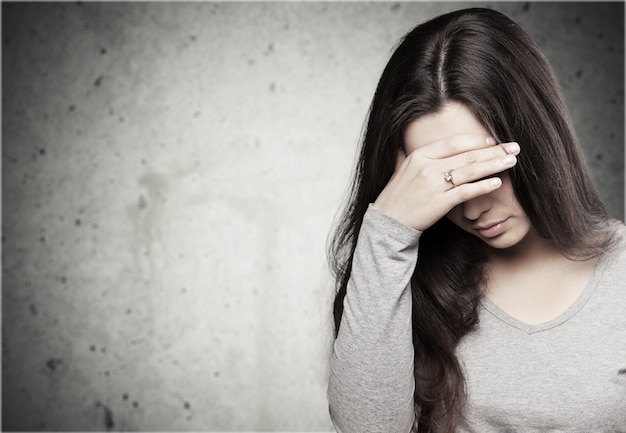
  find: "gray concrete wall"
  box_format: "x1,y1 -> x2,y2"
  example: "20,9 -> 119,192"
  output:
2,2 -> 623,431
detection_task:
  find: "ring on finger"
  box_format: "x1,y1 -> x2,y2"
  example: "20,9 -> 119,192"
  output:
443,170 -> 456,187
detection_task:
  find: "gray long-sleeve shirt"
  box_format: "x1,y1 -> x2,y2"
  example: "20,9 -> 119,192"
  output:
328,205 -> 626,432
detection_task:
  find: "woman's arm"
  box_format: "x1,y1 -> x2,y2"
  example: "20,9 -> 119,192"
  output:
328,205 -> 420,433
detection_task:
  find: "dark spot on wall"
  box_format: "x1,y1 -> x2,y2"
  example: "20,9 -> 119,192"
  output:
46,358 -> 62,371
75,218 -> 81,226
214,371 -> 220,378
103,406 -> 114,430
100,47 -> 107,55
94,75 -> 104,87
39,148 -> 46,155
138,195 -> 147,210
69,104 -> 76,112
184,402 -> 191,410
60,276 -> 67,284
264,42 -> 274,56
104,370 -> 110,376
610,132 -> 615,139
390,3 -> 400,12
101,347 -> 107,353
132,401 -> 139,408
522,2 -> 530,11
618,368 -> 626,374
575,69 -> 583,78
29,304 -> 37,315
596,153 -> 603,160
190,35 -> 197,42
40,236 -> 46,243
123,393 -> 128,401
598,32 -> 604,40
269,82 -> 276,93
126,308 -> 132,314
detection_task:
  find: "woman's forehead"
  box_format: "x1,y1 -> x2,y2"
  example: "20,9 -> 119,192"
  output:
403,102 -> 489,151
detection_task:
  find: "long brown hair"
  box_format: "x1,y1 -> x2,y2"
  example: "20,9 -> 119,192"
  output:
328,8 -> 616,432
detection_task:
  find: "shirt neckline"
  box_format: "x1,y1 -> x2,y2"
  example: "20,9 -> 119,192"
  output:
480,250 -> 610,335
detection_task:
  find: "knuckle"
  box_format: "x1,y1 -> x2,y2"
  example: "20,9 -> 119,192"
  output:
463,166 -> 475,179
463,152 -> 475,163
419,165 -> 435,179
491,147 -> 504,158
444,136 -> 460,153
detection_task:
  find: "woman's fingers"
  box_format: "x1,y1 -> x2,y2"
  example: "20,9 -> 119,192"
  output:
448,176 -> 503,203
445,151 -> 517,186
422,137 -> 519,187
422,134 -> 497,159
445,141 -> 520,168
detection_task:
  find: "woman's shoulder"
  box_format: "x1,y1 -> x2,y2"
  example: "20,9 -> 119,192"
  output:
608,220 -> 626,248
601,220 -> 626,273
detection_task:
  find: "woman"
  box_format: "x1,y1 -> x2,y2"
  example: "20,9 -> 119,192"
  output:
327,8 -> 626,433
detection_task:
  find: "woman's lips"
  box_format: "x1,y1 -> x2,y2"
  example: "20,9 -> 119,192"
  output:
476,218 -> 509,238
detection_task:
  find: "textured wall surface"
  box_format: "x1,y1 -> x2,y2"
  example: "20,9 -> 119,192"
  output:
2,2 -> 623,432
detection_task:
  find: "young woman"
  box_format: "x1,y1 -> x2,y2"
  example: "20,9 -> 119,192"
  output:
327,8 -> 626,433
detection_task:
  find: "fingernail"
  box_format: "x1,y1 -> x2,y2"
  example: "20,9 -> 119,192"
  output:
503,155 -> 516,165
506,142 -> 520,154
486,137 -> 496,145
490,178 -> 502,187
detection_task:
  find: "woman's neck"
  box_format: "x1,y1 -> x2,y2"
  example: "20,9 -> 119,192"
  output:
482,228 -> 600,325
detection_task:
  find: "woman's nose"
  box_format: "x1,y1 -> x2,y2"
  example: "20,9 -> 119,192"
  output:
462,193 -> 492,221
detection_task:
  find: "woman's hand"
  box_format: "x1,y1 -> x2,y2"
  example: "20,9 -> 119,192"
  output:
372,135 -> 520,231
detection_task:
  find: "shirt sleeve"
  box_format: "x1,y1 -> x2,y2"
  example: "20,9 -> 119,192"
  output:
328,204 -> 421,433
